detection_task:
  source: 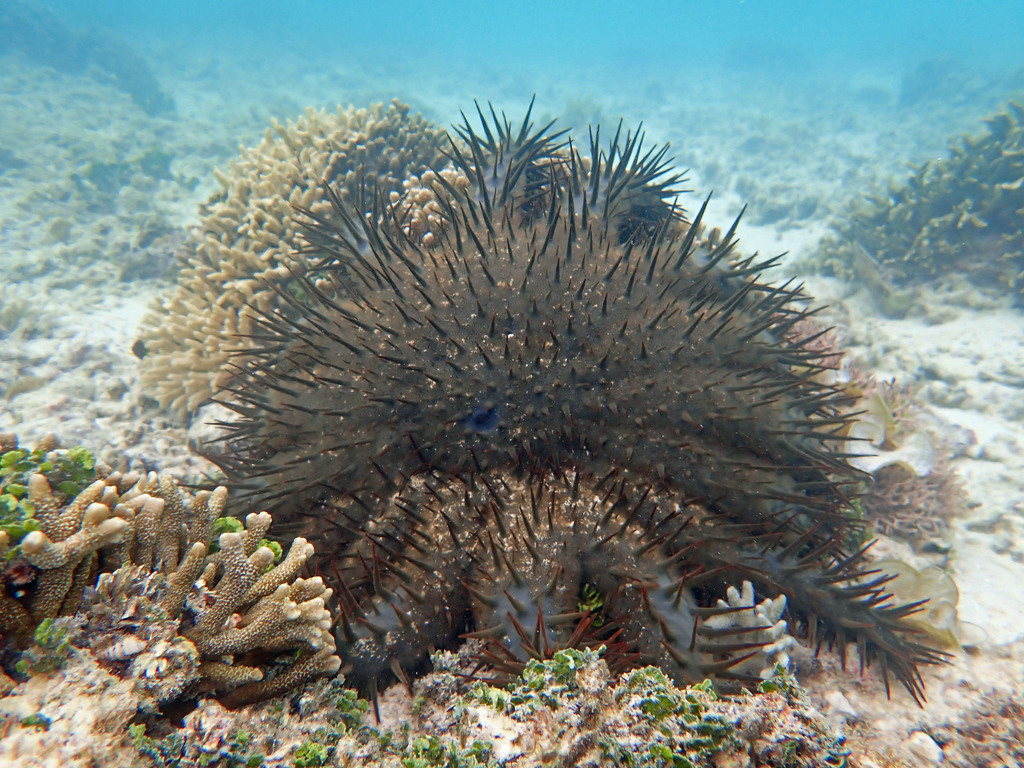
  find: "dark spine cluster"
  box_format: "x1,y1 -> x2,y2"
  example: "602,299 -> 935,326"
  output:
205,101 -> 946,706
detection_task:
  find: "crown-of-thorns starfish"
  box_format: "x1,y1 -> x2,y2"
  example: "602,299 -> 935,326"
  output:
204,100 -> 947,712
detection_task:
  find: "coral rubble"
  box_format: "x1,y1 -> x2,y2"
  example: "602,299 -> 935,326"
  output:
815,101 -> 1024,303
0,644 -> 852,767
137,101 -> 449,417
933,689 -> 1024,767
204,103 -> 946,703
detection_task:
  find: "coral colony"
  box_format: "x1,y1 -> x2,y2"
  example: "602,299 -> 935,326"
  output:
0,433 -> 338,706
818,101 -> 1024,304
137,101 -> 449,417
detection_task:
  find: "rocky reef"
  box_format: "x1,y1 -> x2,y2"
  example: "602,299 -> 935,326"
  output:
0,643 -> 854,767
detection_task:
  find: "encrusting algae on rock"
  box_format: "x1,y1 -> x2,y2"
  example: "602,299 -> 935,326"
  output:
0,641 -> 852,767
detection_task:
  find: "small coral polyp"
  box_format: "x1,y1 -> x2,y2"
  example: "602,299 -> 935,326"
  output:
205,102 -> 947,702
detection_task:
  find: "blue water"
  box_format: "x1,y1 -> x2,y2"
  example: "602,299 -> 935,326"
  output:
3,0 -> 1021,254
36,0 -> 1024,80
2,0 -> 1022,291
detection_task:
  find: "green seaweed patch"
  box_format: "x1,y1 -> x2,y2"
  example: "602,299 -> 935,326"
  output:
197,727 -> 267,768
399,736 -> 494,768
259,538 -> 283,562
14,618 -> 75,675
1,444 -> 96,551
467,647 -> 603,715
19,712 -> 52,731
576,582 -> 607,627
619,668 -> 717,723
128,723 -> 188,768
756,663 -> 806,704
618,671 -> 734,766
332,686 -> 369,733
211,516 -> 245,538
757,666 -> 849,767
128,722 -> 268,768
209,516 -> 283,566
292,724 -> 346,768
293,740 -> 330,767
513,647 -> 599,707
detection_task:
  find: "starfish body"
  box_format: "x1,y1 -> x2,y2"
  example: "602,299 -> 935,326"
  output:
206,102 -> 946,704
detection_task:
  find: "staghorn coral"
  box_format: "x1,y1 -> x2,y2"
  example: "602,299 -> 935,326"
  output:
205,103 -> 946,705
0,436 -> 340,706
815,100 -> 1024,302
137,100 -> 449,417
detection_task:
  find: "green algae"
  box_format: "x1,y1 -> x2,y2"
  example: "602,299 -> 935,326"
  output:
1,443 -> 96,554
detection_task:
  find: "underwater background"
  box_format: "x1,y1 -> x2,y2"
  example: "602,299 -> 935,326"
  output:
2,1 -> 1024,766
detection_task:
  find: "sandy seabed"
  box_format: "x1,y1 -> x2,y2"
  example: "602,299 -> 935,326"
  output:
1,45 -> 1023,766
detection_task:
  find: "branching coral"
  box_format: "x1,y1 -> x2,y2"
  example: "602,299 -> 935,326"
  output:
137,100 -> 449,417
0,435 -> 340,706
815,100 -> 1024,301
